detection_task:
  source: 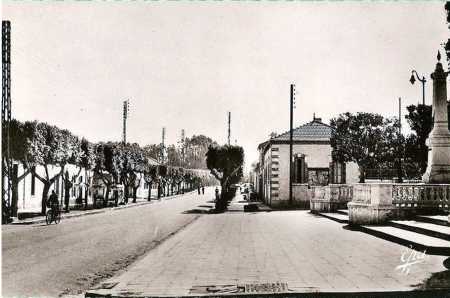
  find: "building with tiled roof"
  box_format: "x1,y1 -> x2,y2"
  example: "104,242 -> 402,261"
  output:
255,116 -> 357,208
271,119 -> 333,142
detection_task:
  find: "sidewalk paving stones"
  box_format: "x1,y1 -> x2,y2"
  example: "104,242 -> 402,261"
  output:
86,210 -> 449,297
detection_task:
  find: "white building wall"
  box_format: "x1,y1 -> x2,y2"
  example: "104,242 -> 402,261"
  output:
15,163 -> 94,213
279,143 -> 332,203
266,142 -> 332,207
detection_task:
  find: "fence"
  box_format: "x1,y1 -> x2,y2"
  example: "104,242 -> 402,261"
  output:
392,184 -> 450,212
309,184 -> 353,212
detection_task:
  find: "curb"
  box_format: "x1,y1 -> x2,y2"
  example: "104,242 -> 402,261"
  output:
85,289 -> 450,298
10,209 -> 108,225
10,190 -> 197,225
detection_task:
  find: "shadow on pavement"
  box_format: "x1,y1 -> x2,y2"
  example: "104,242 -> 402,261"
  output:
182,209 -> 214,214
89,290 -> 450,298
415,257 -> 450,290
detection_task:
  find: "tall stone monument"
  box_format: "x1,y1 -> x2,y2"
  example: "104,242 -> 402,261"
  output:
422,51 -> 450,184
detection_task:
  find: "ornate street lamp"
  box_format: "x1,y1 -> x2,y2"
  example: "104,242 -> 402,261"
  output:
409,70 -> 427,105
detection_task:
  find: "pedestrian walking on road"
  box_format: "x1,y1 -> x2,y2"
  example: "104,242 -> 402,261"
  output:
197,185 -> 201,195
202,185 -> 205,195
215,187 -> 220,201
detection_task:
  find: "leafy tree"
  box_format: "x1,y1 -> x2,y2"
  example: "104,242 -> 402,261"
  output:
93,142 -> 124,206
143,163 -> 158,200
3,120 -> 37,217
379,118 -> 405,182
143,135 -> 218,169
184,135 -> 218,169
143,144 -> 164,163
405,104 -> 433,175
170,167 -> 184,194
118,143 -> 146,202
206,145 -> 244,211
25,122 -> 83,215
159,165 -> 168,198
167,145 -> 182,167
330,112 -> 400,183
444,2 -> 450,69
78,138 -> 96,208
183,171 -> 194,191
441,2 -> 450,130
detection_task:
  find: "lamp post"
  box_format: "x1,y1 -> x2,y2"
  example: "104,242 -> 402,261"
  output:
397,97 -> 403,183
409,70 -> 426,105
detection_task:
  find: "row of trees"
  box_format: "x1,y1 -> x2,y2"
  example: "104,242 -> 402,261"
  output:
330,102 -> 450,183
143,135 -> 218,169
3,119 -> 214,218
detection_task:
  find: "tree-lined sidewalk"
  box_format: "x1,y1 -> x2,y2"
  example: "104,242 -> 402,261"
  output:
2,119 -> 217,222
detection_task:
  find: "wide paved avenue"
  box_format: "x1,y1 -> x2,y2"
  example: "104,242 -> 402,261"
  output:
2,189 -> 212,298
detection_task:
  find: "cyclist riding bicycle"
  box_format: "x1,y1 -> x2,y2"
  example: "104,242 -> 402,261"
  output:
47,190 -> 60,218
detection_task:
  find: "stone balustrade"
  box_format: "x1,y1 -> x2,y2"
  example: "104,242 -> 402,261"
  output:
392,184 -> 450,212
348,183 -> 450,225
310,184 -> 353,213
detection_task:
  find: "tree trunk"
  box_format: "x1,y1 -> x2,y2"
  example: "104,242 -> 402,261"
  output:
104,186 -> 111,208
84,170 -> 89,209
84,186 -> 88,210
10,164 -> 19,217
132,187 -> 138,203
11,180 -> 18,218
157,182 -> 161,199
359,166 -> 366,183
64,183 -> 70,213
124,183 -> 130,203
41,183 -> 50,215
147,181 -> 153,201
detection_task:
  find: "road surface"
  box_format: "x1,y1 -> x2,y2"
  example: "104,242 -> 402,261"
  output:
2,188 -> 212,298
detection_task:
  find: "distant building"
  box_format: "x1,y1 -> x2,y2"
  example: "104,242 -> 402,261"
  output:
255,116 -> 358,208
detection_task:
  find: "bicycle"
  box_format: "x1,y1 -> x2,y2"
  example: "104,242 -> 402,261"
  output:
46,206 -> 61,225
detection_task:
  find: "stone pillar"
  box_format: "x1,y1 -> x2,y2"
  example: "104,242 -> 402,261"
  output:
347,183 -> 396,225
422,52 -> 450,184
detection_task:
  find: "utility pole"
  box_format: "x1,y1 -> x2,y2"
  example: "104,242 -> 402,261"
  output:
2,20 -> 13,220
122,100 -> 129,143
289,84 -> 296,206
227,111 -> 231,146
398,97 -> 403,183
161,127 -> 166,164
180,129 -> 185,167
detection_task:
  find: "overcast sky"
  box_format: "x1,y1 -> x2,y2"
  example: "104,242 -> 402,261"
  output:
3,2 -> 449,171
